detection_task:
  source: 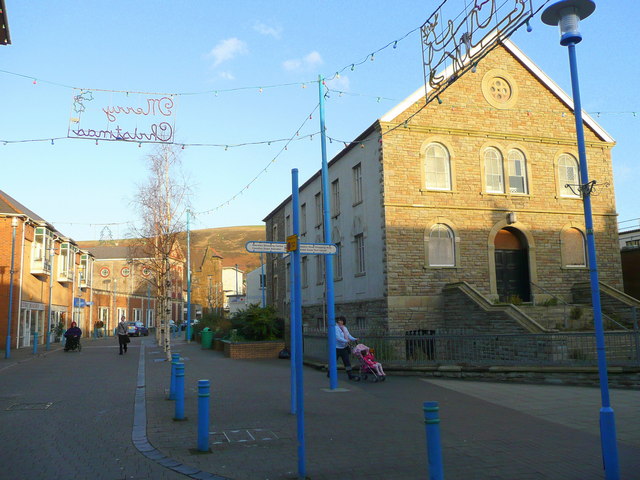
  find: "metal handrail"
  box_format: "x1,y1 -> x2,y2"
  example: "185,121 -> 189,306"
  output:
530,281 -> 628,331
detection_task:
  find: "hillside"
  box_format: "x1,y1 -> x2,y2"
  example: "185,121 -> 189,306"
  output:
80,225 -> 266,274
186,225 -> 266,272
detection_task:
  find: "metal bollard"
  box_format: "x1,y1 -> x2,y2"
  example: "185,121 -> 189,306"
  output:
169,353 -> 180,400
32,332 -> 38,355
423,401 -> 444,480
197,379 -> 210,452
173,362 -> 185,421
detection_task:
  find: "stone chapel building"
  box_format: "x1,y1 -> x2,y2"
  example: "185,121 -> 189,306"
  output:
264,39 -> 633,335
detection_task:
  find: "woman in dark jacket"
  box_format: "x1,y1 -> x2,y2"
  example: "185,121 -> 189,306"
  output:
64,321 -> 82,351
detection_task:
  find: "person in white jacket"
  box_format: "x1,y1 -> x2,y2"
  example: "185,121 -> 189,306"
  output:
335,316 -> 358,380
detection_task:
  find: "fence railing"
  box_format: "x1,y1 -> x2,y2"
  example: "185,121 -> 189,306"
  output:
303,331 -> 640,367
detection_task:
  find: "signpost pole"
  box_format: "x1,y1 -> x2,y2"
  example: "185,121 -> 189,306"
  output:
319,75 -> 338,390
186,209 -> 192,343
291,169 -> 306,478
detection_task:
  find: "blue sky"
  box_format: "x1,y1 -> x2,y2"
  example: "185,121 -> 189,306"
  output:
1,1 -> 638,240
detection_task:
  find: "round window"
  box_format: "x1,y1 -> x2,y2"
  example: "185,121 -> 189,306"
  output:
482,69 -> 518,109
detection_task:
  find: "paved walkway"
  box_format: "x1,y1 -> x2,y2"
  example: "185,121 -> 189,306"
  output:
1,335 -> 639,479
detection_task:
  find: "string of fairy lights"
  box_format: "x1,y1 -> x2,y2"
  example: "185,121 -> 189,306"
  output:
5,0 -> 638,231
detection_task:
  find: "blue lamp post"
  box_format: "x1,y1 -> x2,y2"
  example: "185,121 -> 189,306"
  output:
541,2 -> 619,478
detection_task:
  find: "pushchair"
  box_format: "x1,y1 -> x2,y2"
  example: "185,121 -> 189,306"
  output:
352,344 -> 386,382
63,335 -> 82,352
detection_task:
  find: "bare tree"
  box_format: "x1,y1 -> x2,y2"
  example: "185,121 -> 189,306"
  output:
130,144 -> 191,360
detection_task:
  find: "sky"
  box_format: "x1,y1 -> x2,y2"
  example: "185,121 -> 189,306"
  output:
1,0 -> 638,241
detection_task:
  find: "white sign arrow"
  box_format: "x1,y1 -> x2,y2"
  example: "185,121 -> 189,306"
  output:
245,241 -> 287,253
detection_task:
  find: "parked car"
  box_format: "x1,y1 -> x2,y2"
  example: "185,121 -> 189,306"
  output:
127,321 -> 149,337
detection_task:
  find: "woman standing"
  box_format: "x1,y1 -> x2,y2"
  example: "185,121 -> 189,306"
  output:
335,316 -> 358,380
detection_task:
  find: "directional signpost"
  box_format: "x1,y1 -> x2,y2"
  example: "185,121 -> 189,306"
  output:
246,241 -> 337,255
245,171 -> 338,478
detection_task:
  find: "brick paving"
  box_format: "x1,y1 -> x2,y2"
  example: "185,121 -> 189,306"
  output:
1,335 -> 639,479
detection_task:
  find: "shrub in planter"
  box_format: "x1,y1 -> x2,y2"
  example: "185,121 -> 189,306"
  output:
229,304 -> 283,341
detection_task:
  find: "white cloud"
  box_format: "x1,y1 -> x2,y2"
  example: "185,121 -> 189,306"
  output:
218,71 -> 235,80
282,51 -> 323,72
325,75 -> 350,92
206,38 -> 248,67
253,21 -> 282,39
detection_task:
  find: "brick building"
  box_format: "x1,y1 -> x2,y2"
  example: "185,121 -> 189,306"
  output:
0,191 -> 94,349
0,190 -> 186,351
263,39 -> 629,334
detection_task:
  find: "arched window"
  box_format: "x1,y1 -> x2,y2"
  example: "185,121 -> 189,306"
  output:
428,224 -> 455,266
484,147 -> 505,193
562,228 -> 586,267
558,154 -> 580,197
508,149 -> 528,194
425,143 -> 451,190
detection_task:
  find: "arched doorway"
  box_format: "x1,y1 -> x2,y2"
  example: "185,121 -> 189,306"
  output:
494,228 -> 530,302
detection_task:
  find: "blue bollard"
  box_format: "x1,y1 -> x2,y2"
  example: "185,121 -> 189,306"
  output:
169,353 -> 180,400
197,379 -> 210,452
32,332 -> 38,355
424,401 -> 445,480
174,362 -> 185,420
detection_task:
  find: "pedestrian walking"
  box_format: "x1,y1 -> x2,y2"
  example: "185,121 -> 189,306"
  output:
335,316 -> 358,380
117,316 -> 130,355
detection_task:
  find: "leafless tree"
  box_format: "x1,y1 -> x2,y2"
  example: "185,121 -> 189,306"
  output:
130,144 -> 191,360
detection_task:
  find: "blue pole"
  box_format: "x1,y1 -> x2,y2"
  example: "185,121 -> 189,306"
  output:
318,75 -> 338,390
290,251 -> 296,415
46,246 -> 54,351
186,209 -> 192,343
261,253 -> 266,308
566,41 -> 618,479
174,362 -> 185,420
197,379 -> 210,452
423,401 -> 444,480
32,331 -> 38,355
169,353 -> 180,400
292,169 -> 306,478
5,218 -> 17,359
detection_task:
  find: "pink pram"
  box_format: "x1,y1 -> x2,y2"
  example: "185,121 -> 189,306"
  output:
352,344 -> 386,382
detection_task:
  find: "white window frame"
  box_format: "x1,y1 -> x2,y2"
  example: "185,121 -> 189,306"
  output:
79,253 -> 93,288
31,227 -> 54,274
484,147 -> 505,194
424,143 -> 452,190
354,233 -> 365,275
428,224 -> 455,267
314,193 -> 323,227
300,203 -> 307,236
58,242 -> 78,282
333,242 -> 343,280
146,309 -> 154,327
353,163 -> 363,205
331,179 -> 340,217
558,153 -> 580,198
508,149 -> 528,194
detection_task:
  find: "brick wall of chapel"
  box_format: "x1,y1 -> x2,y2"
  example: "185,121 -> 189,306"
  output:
380,45 -> 622,311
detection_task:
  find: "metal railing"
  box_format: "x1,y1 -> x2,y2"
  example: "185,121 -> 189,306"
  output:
529,281 -> 628,331
303,331 -> 640,367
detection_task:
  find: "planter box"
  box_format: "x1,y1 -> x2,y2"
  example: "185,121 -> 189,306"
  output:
222,339 -> 285,359
213,338 -> 224,351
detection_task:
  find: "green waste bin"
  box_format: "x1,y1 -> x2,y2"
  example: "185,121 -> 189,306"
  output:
201,328 -> 213,349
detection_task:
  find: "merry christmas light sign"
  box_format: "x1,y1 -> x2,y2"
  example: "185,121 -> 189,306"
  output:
68,89 -> 177,144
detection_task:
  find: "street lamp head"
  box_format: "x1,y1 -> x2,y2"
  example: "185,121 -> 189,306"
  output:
541,0 -> 595,46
